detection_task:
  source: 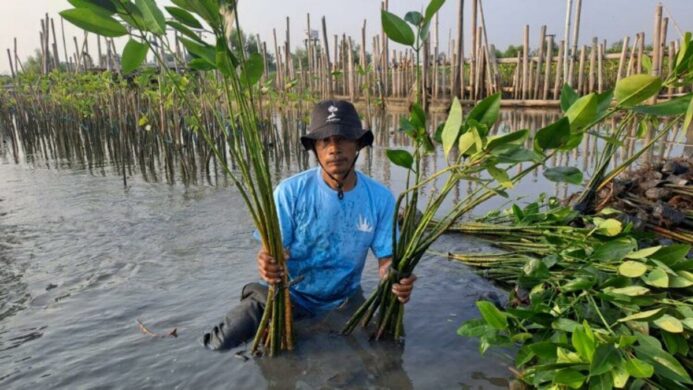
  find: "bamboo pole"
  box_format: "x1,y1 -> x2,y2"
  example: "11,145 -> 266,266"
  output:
562,0 -> 573,83
50,18 -> 60,70
433,13 -> 439,100
568,0 -> 582,87
626,33 -> 639,77
652,4 -> 662,78
477,0 -> 496,94
589,37 -> 597,93
453,0 -> 464,99
533,25 -> 546,99
636,32 -> 644,74
597,41 -> 604,93
321,16 -> 332,97
553,40 -> 565,99
521,25 -> 529,100
543,35 -> 553,100
470,0 -> 478,99
7,49 -> 16,78
60,17 -> 69,72
616,35 -> 630,81
512,51 -> 521,99
577,45 -> 586,94
348,36 -> 355,101
667,40 -> 675,98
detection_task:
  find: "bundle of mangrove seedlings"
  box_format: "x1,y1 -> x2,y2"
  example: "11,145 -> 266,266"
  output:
449,199 -> 692,389
343,0 -> 603,341
60,0 -> 292,356
447,39 -> 693,387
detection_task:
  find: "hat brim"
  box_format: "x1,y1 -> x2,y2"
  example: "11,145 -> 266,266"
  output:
300,125 -> 373,151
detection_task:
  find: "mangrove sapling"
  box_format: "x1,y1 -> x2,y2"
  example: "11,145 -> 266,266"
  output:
60,0 -> 293,356
451,199 -> 693,389
343,0 -> 598,341
448,39 -> 693,386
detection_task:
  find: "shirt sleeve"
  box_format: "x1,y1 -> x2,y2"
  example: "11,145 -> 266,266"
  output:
371,189 -> 396,259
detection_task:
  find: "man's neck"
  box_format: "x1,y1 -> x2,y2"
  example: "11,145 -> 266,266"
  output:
321,169 -> 357,192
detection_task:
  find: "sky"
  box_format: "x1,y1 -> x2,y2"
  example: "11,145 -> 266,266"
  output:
1,0 -> 693,75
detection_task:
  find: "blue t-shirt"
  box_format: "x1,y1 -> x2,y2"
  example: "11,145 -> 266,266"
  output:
273,167 -> 395,314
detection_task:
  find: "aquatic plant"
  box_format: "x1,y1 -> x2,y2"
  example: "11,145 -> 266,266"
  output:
450,32 -> 693,389
342,0 -> 594,341
60,0 -> 293,356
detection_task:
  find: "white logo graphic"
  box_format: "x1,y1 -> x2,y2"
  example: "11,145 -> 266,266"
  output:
356,215 -> 374,233
326,105 -> 340,122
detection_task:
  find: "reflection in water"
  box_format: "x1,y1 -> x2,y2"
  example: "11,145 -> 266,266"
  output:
1,107 -> 688,193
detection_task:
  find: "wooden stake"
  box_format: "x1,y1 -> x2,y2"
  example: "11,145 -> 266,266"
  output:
543,34 -> 553,100
577,45 -> 586,94
521,25 -> 529,100
616,35 -> 629,81
533,25 -> 546,99
453,0 -> 464,99
589,37 -> 597,93
553,40 -> 565,99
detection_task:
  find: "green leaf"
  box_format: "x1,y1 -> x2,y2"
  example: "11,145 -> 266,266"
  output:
631,94 -> 692,116
560,83 -> 579,112
457,318 -> 491,337
608,286 -> 650,296
410,103 -> 426,130
670,272 -> 693,288
650,244 -> 690,266
488,165 -> 512,189
625,246 -> 661,259
165,6 -> 202,29
544,167 -> 583,185
635,343 -> 692,384
60,8 -> 127,37
167,21 -> 204,44
534,117 -> 571,151
121,38 -> 148,75
476,300 -> 508,330
404,11 -> 423,26
68,0 -> 117,14
136,0 -> 166,35
215,39 -> 234,76
555,369 -> 586,389
493,146 -> 543,164
424,0 -> 445,23
684,91 -> 693,131
381,10 -> 415,46
588,373 -> 613,390
457,131 -> 475,156
181,37 -> 216,66
590,344 -> 619,377
240,52 -> 264,86
552,318 -> 580,333
594,218 -> 623,236
486,129 -> 529,151
386,149 -> 414,170
653,314 -> 683,333
572,324 -> 596,363
619,310 -> 661,325
625,358 -> 654,379
591,237 -> 637,261
618,261 -> 648,277
565,93 -> 598,131
562,277 -> 595,292
643,268 -> 669,288
441,97 -> 463,158
612,363 -> 630,389
466,92 -> 501,129
641,54 -> 652,73
614,74 -> 662,107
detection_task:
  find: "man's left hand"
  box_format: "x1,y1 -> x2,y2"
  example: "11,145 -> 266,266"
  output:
392,274 -> 417,304
378,258 -> 417,304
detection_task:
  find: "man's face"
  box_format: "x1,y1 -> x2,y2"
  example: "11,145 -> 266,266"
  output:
314,135 -> 359,178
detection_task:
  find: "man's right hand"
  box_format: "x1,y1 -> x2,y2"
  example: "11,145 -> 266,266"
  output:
257,248 -> 288,284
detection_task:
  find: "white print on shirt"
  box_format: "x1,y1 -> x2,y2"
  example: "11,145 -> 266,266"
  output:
327,105 -> 340,122
356,215 -> 374,233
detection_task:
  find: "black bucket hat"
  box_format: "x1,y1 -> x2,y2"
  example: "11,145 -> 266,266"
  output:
300,100 -> 374,151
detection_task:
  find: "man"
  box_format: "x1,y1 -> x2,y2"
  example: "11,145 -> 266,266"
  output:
203,100 -> 416,351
